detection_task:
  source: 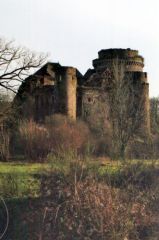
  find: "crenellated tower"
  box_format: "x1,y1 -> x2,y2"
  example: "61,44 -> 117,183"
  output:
82,48 -> 150,135
14,48 -> 150,136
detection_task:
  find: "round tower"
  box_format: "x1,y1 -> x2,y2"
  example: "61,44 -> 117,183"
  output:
93,48 -> 144,72
84,48 -> 150,136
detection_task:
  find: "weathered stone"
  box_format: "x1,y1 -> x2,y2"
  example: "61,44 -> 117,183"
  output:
14,48 -> 150,134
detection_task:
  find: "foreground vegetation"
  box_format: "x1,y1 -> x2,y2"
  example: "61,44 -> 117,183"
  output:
0,159 -> 159,239
0,102 -> 159,239
0,159 -> 158,198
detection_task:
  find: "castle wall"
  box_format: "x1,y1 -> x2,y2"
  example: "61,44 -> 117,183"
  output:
33,67 -> 78,121
15,48 -> 150,137
135,72 -> 150,135
33,86 -> 55,122
80,87 -> 100,118
126,62 -> 143,72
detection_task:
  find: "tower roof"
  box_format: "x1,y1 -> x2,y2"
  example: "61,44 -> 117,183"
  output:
98,48 -> 143,60
93,48 -> 144,71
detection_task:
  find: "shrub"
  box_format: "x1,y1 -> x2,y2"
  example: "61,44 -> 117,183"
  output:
126,138 -> 154,160
98,162 -> 159,189
45,114 -> 93,156
47,150 -> 76,174
18,120 -> 49,162
16,115 -> 93,162
39,174 -> 153,239
93,135 -> 112,157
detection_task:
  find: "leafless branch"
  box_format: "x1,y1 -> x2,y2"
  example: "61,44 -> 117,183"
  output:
0,38 -> 48,92
101,58 -> 145,159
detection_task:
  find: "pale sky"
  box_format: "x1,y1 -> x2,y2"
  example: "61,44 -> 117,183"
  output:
0,0 -> 159,97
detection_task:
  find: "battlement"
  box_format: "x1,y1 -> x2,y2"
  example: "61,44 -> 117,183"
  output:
93,48 -> 144,72
98,48 -> 140,59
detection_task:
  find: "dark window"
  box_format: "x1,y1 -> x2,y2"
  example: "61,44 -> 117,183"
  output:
88,97 -> 92,102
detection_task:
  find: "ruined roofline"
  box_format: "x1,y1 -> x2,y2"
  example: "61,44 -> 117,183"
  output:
99,48 -> 138,53
43,62 -> 81,72
34,62 -> 61,75
98,48 -> 138,55
35,62 -> 83,75
97,48 -> 144,62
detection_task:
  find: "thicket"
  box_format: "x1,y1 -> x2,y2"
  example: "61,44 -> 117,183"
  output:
2,160 -> 156,240
8,114 -> 93,162
1,97 -> 159,162
0,159 -> 158,239
1,115 -> 159,161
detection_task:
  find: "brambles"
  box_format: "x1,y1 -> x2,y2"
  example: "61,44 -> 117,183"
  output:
39,166 -> 157,240
0,160 -> 158,239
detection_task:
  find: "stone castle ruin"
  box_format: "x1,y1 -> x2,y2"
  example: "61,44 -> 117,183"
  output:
14,48 -> 150,134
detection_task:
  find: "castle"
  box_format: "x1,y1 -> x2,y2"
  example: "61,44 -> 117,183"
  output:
15,48 -> 150,134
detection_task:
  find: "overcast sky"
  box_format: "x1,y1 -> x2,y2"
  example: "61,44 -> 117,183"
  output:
0,0 -> 159,96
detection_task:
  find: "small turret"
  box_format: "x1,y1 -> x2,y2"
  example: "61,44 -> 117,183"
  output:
64,67 -> 77,120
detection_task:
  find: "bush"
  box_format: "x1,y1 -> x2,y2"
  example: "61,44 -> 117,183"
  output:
45,114 -> 93,156
37,160 -> 159,239
18,120 -> 49,161
16,115 -> 93,162
47,150 -> 76,174
40,174 -> 153,239
98,162 -> 159,189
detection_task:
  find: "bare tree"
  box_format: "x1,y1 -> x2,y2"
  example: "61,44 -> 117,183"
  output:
150,97 -> 159,134
0,38 -> 47,92
101,59 -> 145,160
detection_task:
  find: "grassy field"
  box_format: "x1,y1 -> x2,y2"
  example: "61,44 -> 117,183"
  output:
0,162 -> 50,174
0,159 -> 158,199
0,162 -> 49,199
